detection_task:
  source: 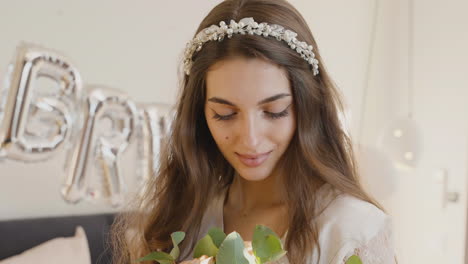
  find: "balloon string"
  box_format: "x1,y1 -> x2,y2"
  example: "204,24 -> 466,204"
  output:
408,0 -> 414,119
358,0 -> 381,146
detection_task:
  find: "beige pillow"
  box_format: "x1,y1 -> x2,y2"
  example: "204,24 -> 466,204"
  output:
0,226 -> 91,264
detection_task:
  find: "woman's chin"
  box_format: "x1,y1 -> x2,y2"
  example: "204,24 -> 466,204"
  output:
235,167 -> 273,182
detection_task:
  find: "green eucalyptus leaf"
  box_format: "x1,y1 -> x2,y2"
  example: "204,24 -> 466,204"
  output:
208,227 -> 227,248
345,255 -> 363,264
169,231 -> 186,259
136,251 -> 174,264
252,225 -> 287,264
264,235 -> 287,262
216,232 -> 250,264
172,231 -> 186,245
169,247 -> 178,259
193,234 -> 219,258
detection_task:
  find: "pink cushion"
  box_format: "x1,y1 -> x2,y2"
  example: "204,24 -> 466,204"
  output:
0,226 -> 91,264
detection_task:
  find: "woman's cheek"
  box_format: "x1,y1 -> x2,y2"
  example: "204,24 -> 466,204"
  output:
209,123 -> 231,144
219,126 -> 233,142
270,116 -> 295,140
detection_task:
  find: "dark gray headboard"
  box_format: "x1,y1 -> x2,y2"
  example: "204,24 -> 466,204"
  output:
0,213 -> 116,264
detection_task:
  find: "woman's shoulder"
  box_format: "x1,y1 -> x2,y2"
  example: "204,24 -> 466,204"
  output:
317,184 -> 390,239
320,187 -> 387,223
311,184 -> 393,263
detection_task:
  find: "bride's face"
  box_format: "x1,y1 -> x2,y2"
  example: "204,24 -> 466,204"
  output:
204,57 -> 296,182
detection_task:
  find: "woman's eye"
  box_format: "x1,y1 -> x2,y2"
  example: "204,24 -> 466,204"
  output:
264,104 -> 291,120
264,108 -> 290,119
213,112 -> 236,121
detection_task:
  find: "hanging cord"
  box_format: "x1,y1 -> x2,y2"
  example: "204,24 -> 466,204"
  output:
408,0 -> 414,119
357,0 -> 381,145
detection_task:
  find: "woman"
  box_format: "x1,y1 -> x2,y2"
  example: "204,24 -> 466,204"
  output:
111,0 -> 397,263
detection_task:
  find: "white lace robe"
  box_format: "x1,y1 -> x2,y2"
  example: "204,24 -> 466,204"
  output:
180,183 -> 397,264
342,219 -> 396,263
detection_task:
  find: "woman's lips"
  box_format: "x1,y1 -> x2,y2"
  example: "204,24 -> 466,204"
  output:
235,151 -> 272,167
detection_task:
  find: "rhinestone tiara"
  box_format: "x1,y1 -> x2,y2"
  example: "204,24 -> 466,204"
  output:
183,17 -> 319,76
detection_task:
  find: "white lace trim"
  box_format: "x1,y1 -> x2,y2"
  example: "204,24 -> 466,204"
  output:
343,219 -> 397,264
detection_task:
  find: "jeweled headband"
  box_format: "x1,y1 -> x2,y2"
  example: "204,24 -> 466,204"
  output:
183,17 -> 319,76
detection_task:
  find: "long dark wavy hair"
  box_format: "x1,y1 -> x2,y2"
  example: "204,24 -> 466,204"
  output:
110,0 -> 382,263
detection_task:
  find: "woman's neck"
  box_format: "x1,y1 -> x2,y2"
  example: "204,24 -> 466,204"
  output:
225,171 -> 288,215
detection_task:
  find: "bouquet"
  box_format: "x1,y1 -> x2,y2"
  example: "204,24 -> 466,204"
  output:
136,225 -> 287,264
136,225 -> 363,264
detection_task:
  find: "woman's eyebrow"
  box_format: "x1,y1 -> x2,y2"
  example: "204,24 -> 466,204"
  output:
207,93 -> 291,107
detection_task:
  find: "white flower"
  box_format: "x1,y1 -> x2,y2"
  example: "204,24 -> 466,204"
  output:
179,255 -> 215,264
243,241 -> 257,264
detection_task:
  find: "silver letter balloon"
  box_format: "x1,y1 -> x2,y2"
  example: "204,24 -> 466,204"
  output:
62,85 -> 138,207
0,43 -> 82,162
0,42 -> 174,208
136,103 -> 174,200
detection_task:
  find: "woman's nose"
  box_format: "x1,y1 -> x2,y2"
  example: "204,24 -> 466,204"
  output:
237,114 -> 261,150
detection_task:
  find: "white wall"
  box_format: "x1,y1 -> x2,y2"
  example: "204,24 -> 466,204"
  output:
0,0 -> 467,263
360,0 -> 468,263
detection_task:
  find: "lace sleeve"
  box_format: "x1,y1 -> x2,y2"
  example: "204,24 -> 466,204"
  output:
343,219 -> 397,264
